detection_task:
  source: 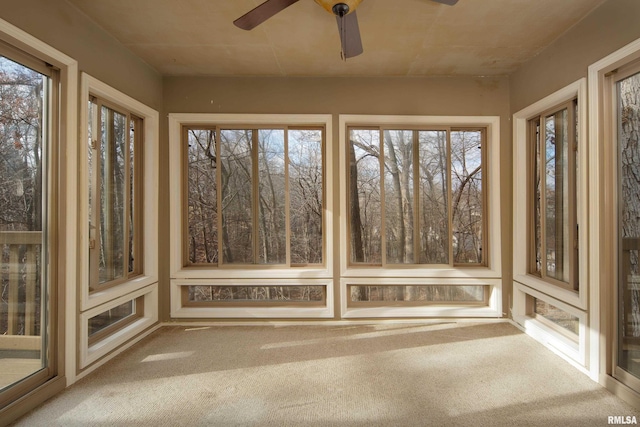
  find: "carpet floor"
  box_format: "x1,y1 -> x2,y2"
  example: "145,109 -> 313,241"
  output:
12,321 -> 640,426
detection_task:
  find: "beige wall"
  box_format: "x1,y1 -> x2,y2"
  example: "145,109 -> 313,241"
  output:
0,0 -> 162,110
161,76 -> 513,320
510,0 -> 640,113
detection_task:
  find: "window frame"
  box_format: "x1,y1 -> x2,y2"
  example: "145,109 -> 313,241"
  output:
513,79 -> 588,311
87,95 -> 144,294
339,115 -> 502,280
169,114 -> 334,280
512,79 -> 589,374
339,115 -> 502,319
526,99 -> 579,292
181,124 -> 326,269
346,125 -> 488,268
79,73 -> 159,312
168,114 -> 334,319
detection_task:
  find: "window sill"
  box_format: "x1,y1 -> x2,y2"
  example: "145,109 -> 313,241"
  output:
171,267 -> 332,280
83,274 -> 158,311
513,274 -> 584,310
341,265 -> 501,279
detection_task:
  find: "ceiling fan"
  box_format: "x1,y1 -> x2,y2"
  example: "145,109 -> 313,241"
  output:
234,0 -> 459,59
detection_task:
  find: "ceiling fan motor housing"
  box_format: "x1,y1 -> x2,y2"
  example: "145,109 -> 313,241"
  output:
314,0 -> 362,15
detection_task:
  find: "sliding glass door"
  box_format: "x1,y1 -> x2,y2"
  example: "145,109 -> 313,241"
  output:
615,63 -> 640,392
0,47 -> 55,406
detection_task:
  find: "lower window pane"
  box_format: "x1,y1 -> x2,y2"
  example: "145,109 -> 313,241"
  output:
187,285 -> 324,303
534,298 -> 579,336
349,285 -> 485,303
88,300 -> 135,337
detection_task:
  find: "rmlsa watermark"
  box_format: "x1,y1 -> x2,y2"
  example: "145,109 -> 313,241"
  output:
608,415 -> 638,425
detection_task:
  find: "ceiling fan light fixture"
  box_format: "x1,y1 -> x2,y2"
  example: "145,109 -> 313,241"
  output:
314,0 -> 362,15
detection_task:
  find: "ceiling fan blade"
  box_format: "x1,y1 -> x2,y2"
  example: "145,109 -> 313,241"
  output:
335,11 -> 363,59
234,0 -> 300,30
431,0 -> 458,5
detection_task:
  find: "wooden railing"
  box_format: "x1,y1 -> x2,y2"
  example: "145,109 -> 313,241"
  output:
622,237 -> 640,339
0,231 -> 42,338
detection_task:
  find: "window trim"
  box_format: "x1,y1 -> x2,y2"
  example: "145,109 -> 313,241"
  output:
168,113 -> 334,280
513,79 -> 588,311
79,73 -> 159,312
339,115 -> 502,279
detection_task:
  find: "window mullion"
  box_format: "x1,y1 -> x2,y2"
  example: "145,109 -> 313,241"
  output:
540,114 -> 548,281
568,102 -> 578,290
447,129 -> 453,266
379,127 -> 387,267
252,129 -> 260,264
215,127 -> 223,267
123,113 -> 131,278
413,130 -> 421,263
284,127 -> 291,267
89,99 -> 101,290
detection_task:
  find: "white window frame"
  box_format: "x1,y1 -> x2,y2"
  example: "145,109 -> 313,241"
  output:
76,74 -> 159,373
79,284 -> 158,368
338,115 -> 502,318
168,113 -> 334,319
512,281 -> 587,372
79,73 -> 159,312
512,79 -> 589,371
513,79 -> 588,310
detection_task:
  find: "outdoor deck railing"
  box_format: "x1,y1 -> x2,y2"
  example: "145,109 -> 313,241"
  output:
0,230 -> 42,339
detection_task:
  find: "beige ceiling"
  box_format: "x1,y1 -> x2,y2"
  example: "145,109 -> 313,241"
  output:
66,0 -> 606,77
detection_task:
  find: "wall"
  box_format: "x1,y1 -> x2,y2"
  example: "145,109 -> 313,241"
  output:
0,0 -> 162,110
161,75 -> 512,320
510,0 -> 640,113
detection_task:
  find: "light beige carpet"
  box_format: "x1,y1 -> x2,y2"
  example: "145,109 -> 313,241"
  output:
13,322 -> 640,426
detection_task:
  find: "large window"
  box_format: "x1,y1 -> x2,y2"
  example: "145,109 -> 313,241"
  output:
528,100 -> 578,292
512,80 -> 587,369
348,127 -> 485,267
169,114 -> 333,319
87,96 -> 142,293
340,115 -> 501,319
78,73 -> 158,370
184,126 -> 324,268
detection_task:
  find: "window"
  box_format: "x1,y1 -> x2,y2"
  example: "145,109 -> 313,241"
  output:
170,114 -> 333,319
512,79 -> 587,368
348,127 -> 485,266
349,285 -> 487,305
87,296 -> 143,346
339,115 -> 501,319
184,126 -> 324,267
528,100 -> 578,292
79,73 -> 158,369
87,96 -> 142,293
184,284 -> 325,306
533,298 -> 579,337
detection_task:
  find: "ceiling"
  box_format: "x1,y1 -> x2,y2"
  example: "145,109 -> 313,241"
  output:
66,0 -> 606,77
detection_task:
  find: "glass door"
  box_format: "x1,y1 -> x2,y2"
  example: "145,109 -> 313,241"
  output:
0,49 -> 53,405
615,65 -> 640,391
